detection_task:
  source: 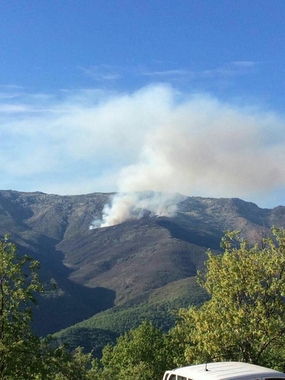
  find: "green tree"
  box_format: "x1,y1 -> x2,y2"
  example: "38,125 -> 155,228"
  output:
0,234 -> 109,379
170,227 -> 285,370
98,320 -> 173,380
0,235 -> 48,378
50,346 -> 97,380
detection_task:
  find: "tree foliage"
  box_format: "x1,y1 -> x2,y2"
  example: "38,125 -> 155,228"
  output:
0,235 -> 47,378
97,320 -> 174,380
170,227 -> 285,370
0,235 -> 95,379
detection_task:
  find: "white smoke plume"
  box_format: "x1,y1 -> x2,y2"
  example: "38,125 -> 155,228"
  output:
90,87 -> 285,228
89,191 -> 185,228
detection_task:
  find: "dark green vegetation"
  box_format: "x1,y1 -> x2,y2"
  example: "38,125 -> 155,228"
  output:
171,227 -> 285,369
53,277 -> 209,354
0,235 -> 44,378
0,235 -> 93,379
1,190 -> 285,353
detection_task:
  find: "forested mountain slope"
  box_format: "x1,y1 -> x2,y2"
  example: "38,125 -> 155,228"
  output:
0,190 -> 284,338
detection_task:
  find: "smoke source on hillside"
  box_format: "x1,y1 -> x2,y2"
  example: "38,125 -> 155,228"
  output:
89,191 -> 185,228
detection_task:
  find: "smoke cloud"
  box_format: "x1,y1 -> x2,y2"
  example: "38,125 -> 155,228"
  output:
1,84 -> 285,218
90,87 -> 285,228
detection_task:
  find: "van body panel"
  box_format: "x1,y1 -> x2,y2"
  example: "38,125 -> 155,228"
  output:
163,362 -> 285,380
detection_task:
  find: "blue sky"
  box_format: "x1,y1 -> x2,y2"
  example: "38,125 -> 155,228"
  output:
1,0 -> 285,209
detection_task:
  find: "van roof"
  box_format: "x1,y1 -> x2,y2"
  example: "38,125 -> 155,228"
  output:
167,362 -> 285,380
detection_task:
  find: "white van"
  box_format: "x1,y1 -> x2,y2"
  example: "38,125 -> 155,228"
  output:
162,362 -> 285,380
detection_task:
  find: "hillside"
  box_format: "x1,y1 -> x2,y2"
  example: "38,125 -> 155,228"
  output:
0,190 -> 284,341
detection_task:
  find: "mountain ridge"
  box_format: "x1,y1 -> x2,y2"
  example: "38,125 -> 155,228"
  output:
0,190 -> 284,338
